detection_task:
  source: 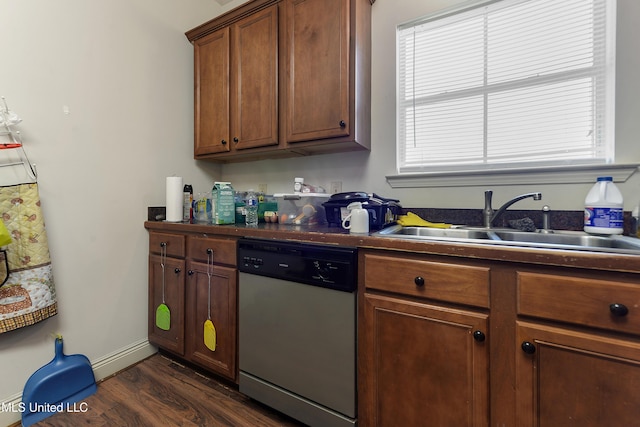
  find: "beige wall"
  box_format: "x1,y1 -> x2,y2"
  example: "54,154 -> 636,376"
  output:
0,0 -> 233,422
222,0 -> 640,211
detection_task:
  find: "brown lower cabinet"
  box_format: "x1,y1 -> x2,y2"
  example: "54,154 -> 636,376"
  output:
148,231 -> 238,383
361,293 -> 489,426
514,271 -> 640,427
185,260 -> 237,380
148,232 -> 186,355
148,252 -> 185,355
359,248 -> 640,426
147,228 -> 640,424
359,250 -> 491,426
516,321 -> 640,427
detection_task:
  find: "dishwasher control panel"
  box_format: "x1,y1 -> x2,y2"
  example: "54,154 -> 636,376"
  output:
238,238 -> 357,292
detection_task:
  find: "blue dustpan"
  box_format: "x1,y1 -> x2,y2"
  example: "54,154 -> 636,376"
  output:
21,336 -> 97,427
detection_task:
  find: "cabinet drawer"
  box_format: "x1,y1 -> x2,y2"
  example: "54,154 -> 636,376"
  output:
187,235 -> 237,266
363,253 -> 490,308
149,232 -> 185,258
517,271 -> 640,335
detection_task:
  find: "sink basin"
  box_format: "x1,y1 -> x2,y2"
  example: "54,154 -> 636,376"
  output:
489,230 -> 640,251
378,226 -> 490,240
374,225 -> 640,254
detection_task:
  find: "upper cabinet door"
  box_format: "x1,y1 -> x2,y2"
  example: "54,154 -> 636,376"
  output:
284,0 -> 351,143
194,28 -> 231,156
231,5 -> 279,150
187,0 -> 370,160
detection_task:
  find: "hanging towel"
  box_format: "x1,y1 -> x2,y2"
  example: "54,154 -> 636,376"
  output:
0,182 -> 56,333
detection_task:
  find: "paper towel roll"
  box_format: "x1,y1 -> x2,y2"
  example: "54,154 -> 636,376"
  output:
166,176 -> 183,222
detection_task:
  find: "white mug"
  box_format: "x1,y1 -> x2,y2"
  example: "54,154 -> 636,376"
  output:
342,207 -> 369,234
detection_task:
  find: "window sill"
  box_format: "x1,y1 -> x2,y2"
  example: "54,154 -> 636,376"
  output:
386,164 -> 640,188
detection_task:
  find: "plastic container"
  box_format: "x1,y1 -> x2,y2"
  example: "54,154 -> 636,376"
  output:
258,197 -> 278,223
274,193 -> 330,225
584,176 -> 624,235
194,193 -> 212,223
245,190 -> 258,226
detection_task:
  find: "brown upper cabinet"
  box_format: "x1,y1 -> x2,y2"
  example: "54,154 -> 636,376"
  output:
193,6 -> 278,157
186,0 -> 373,162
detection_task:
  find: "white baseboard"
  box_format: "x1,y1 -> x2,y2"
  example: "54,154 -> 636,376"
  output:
91,338 -> 157,382
0,339 -> 157,427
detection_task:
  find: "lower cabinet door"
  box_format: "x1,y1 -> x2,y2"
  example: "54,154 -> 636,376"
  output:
148,254 -> 185,355
516,320 -> 640,427
185,261 -> 237,382
360,293 -> 489,427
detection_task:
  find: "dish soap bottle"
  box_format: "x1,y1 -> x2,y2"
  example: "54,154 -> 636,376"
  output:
584,176 -> 623,235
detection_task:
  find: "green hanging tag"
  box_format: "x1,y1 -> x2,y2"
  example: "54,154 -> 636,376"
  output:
156,303 -> 170,331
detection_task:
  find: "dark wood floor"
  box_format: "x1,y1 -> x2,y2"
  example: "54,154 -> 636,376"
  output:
26,353 -> 305,426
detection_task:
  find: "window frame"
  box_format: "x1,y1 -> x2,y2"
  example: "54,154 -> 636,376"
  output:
389,0 -> 631,187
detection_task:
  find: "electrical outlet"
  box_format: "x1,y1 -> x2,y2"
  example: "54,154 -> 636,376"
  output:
330,181 -> 342,194
257,183 -> 268,194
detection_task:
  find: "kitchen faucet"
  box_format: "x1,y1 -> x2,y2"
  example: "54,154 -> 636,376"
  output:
483,190 -> 542,228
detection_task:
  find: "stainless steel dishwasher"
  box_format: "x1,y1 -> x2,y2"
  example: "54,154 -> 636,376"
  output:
238,238 -> 357,427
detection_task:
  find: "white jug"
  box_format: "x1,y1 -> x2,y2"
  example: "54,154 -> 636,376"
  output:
342,202 -> 369,234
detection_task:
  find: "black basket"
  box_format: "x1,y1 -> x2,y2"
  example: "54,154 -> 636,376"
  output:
323,192 -> 402,230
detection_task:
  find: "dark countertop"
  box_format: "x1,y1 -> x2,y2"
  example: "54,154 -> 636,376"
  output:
144,221 -> 640,274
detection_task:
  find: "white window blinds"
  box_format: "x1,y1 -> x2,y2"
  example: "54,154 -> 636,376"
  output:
397,0 -> 615,174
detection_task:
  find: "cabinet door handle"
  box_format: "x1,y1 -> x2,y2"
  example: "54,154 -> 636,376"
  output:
521,341 -> 536,354
339,120 -> 346,128
414,276 -> 425,287
174,268 -> 181,274
188,270 -> 194,276
473,330 -> 486,342
233,137 -> 239,143
160,242 -> 167,248
221,139 -> 227,145
609,303 -> 629,317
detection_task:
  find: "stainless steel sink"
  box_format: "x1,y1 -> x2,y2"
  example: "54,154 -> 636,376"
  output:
374,225 -> 640,254
489,230 -> 640,251
378,226 -> 491,240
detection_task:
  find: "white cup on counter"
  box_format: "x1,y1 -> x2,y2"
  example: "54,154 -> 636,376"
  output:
342,202 -> 369,234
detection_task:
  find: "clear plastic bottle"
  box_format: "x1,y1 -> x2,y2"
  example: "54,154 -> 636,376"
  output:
245,190 -> 259,226
584,176 -> 624,234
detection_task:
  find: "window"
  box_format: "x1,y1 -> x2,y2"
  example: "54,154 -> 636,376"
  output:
396,0 -> 616,175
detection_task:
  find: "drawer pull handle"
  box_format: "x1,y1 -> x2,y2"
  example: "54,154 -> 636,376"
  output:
473,330 -> 485,342
521,341 -> 536,354
609,303 -> 629,317
160,242 -> 167,248
174,268 -> 181,274
414,276 -> 425,287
